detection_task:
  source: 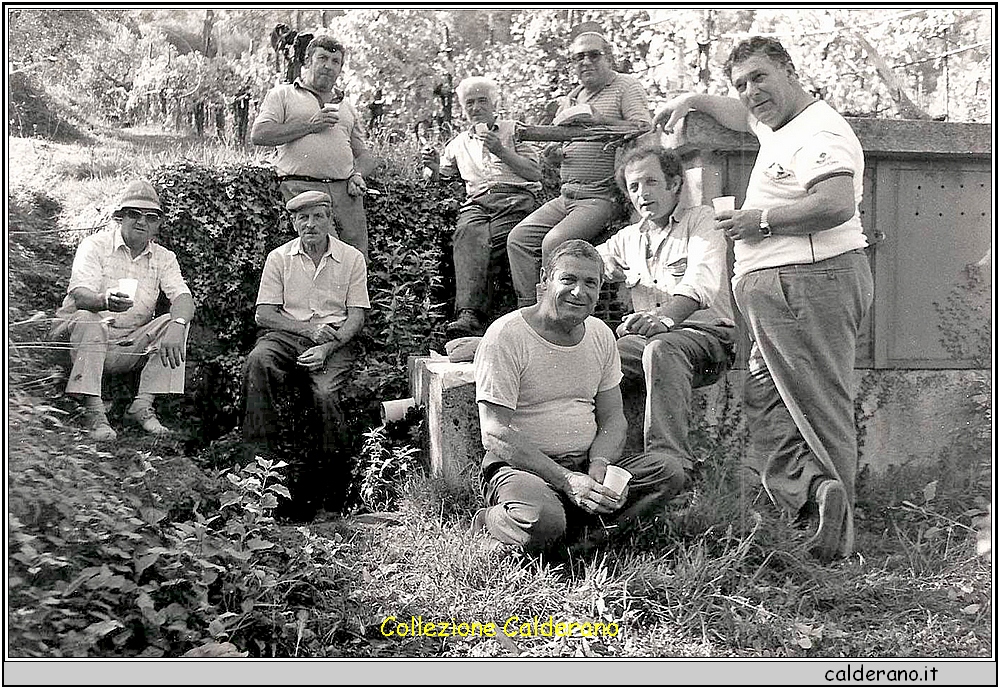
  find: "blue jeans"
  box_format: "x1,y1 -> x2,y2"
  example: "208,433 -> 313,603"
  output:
506,193 -> 620,306
733,249 -> 873,556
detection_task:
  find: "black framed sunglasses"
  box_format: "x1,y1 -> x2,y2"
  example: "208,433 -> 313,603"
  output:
121,208 -> 163,223
571,49 -> 606,63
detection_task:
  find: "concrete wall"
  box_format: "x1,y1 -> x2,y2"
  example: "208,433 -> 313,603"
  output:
411,359 -> 991,485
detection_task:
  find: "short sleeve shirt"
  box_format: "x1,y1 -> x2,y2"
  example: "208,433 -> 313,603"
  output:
736,100 -> 867,280
255,235 -> 370,326
440,120 -> 542,197
65,226 -> 190,331
557,72 -> 651,193
253,80 -> 369,179
474,311 -> 622,460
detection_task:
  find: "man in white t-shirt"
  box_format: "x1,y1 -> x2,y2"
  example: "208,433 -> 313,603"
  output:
654,36 -> 873,562
422,76 -> 542,337
473,239 -> 686,554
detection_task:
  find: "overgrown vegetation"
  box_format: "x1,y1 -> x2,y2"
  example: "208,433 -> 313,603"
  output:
6,110 -> 992,659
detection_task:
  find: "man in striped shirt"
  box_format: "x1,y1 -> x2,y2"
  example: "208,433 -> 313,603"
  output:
51,180 -> 194,441
507,30 -> 652,307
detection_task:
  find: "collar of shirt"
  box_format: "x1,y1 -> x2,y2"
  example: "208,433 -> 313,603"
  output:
641,203 -> 688,258
292,78 -> 344,105
290,234 -> 344,263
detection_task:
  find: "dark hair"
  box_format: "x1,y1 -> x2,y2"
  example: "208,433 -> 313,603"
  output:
615,145 -> 684,195
543,239 -> 604,284
724,36 -> 796,80
305,34 -> 347,63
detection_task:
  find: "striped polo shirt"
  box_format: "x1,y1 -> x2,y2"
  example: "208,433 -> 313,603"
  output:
557,72 -> 651,197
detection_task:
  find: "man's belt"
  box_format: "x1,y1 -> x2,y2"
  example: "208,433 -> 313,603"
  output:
277,174 -> 351,184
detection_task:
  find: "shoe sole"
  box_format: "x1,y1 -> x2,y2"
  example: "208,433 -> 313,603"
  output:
806,480 -> 847,562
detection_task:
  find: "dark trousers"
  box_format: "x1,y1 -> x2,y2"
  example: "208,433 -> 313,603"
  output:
453,190 -> 537,318
242,329 -> 355,506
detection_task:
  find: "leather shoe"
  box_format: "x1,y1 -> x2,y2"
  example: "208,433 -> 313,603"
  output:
87,409 -> 117,442
124,405 -> 172,436
805,479 -> 847,562
445,309 -> 484,338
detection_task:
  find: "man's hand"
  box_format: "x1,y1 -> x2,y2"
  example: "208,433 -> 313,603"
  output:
602,254 -> 629,283
653,94 -> 697,133
105,291 -> 134,313
308,323 -> 340,344
347,173 -> 367,197
158,321 -> 186,369
620,311 -> 669,338
481,130 -> 505,157
296,343 -> 333,372
715,209 -> 764,243
564,472 -> 626,515
542,143 -> 564,166
309,108 -> 340,132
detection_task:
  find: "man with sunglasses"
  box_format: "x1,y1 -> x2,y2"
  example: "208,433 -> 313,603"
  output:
51,180 -> 194,441
507,29 -> 652,307
252,34 -> 375,259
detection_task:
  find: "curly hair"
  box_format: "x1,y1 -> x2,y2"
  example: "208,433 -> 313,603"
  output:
305,34 -> 347,63
615,145 -> 684,195
723,36 -> 796,80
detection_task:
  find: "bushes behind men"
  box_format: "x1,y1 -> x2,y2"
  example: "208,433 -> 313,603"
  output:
150,163 -> 459,510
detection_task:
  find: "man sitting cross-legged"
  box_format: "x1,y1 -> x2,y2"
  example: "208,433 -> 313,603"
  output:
472,239 -> 686,554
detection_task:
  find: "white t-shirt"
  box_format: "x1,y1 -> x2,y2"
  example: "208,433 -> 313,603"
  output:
474,310 -> 622,459
736,100 -> 867,282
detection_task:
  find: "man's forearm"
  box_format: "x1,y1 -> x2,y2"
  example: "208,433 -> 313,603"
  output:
484,427 -> 574,492
352,150 -> 377,178
251,120 -> 318,147
254,307 -> 312,337
68,287 -> 108,312
496,148 -> 541,181
168,293 -> 195,322
588,417 -> 627,467
333,310 -> 365,345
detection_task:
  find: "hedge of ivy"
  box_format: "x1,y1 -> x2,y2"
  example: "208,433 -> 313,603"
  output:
150,164 -> 461,492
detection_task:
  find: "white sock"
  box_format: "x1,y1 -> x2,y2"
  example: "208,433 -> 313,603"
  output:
82,395 -> 105,411
130,393 -> 155,412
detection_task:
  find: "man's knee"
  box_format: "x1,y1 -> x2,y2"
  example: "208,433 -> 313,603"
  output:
501,499 -> 567,550
643,452 -> 689,502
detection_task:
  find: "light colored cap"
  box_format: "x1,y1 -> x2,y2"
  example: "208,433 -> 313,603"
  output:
115,180 -> 161,213
286,190 -> 332,212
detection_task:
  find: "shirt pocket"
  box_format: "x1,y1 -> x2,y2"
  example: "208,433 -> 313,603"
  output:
668,257 -> 688,278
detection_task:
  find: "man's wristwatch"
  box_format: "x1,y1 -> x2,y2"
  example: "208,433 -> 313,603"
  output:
758,208 -> 773,238
172,317 -> 188,327
660,316 -> 676,331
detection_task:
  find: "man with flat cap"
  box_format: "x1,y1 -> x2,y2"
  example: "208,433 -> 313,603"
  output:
51,179 -> 194,441
242,190 -> 370,516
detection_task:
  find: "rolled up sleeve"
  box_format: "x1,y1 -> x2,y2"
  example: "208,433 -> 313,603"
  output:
344,254 -> 370,309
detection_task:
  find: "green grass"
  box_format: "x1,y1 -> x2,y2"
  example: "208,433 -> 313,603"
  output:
6,127 -> 992,658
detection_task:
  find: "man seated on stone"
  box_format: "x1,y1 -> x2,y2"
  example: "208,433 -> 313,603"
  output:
596,145 -> 736,481
242,190 -> 369,514
506,28 -> 652,308
421,76 -> 542,337
50,180 -> 194,441
472,239 -> 685,554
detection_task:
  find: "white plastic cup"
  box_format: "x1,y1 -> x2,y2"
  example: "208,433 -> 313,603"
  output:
381,397 -> 416,423
117,278 -> 139,300
712,196 -> 736,214
603,465 -> 633,497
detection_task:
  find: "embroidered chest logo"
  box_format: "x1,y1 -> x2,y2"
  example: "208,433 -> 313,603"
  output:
765,162 -> 792,180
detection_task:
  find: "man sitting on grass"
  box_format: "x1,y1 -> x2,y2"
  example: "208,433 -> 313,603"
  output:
471,239 -> 686,554
51,179 -> 194,442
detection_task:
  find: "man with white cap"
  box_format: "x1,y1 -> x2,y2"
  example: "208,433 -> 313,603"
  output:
242,190 -> 370,516
51,179 -> 194,441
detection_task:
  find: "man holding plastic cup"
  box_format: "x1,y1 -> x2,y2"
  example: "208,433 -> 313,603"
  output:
421,76 -> 542,338
595,145 -> 736,486
252,34 -> 375,259
472,239 -> 686,554
50,180 -> 194,441
653,37 -> 873,562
